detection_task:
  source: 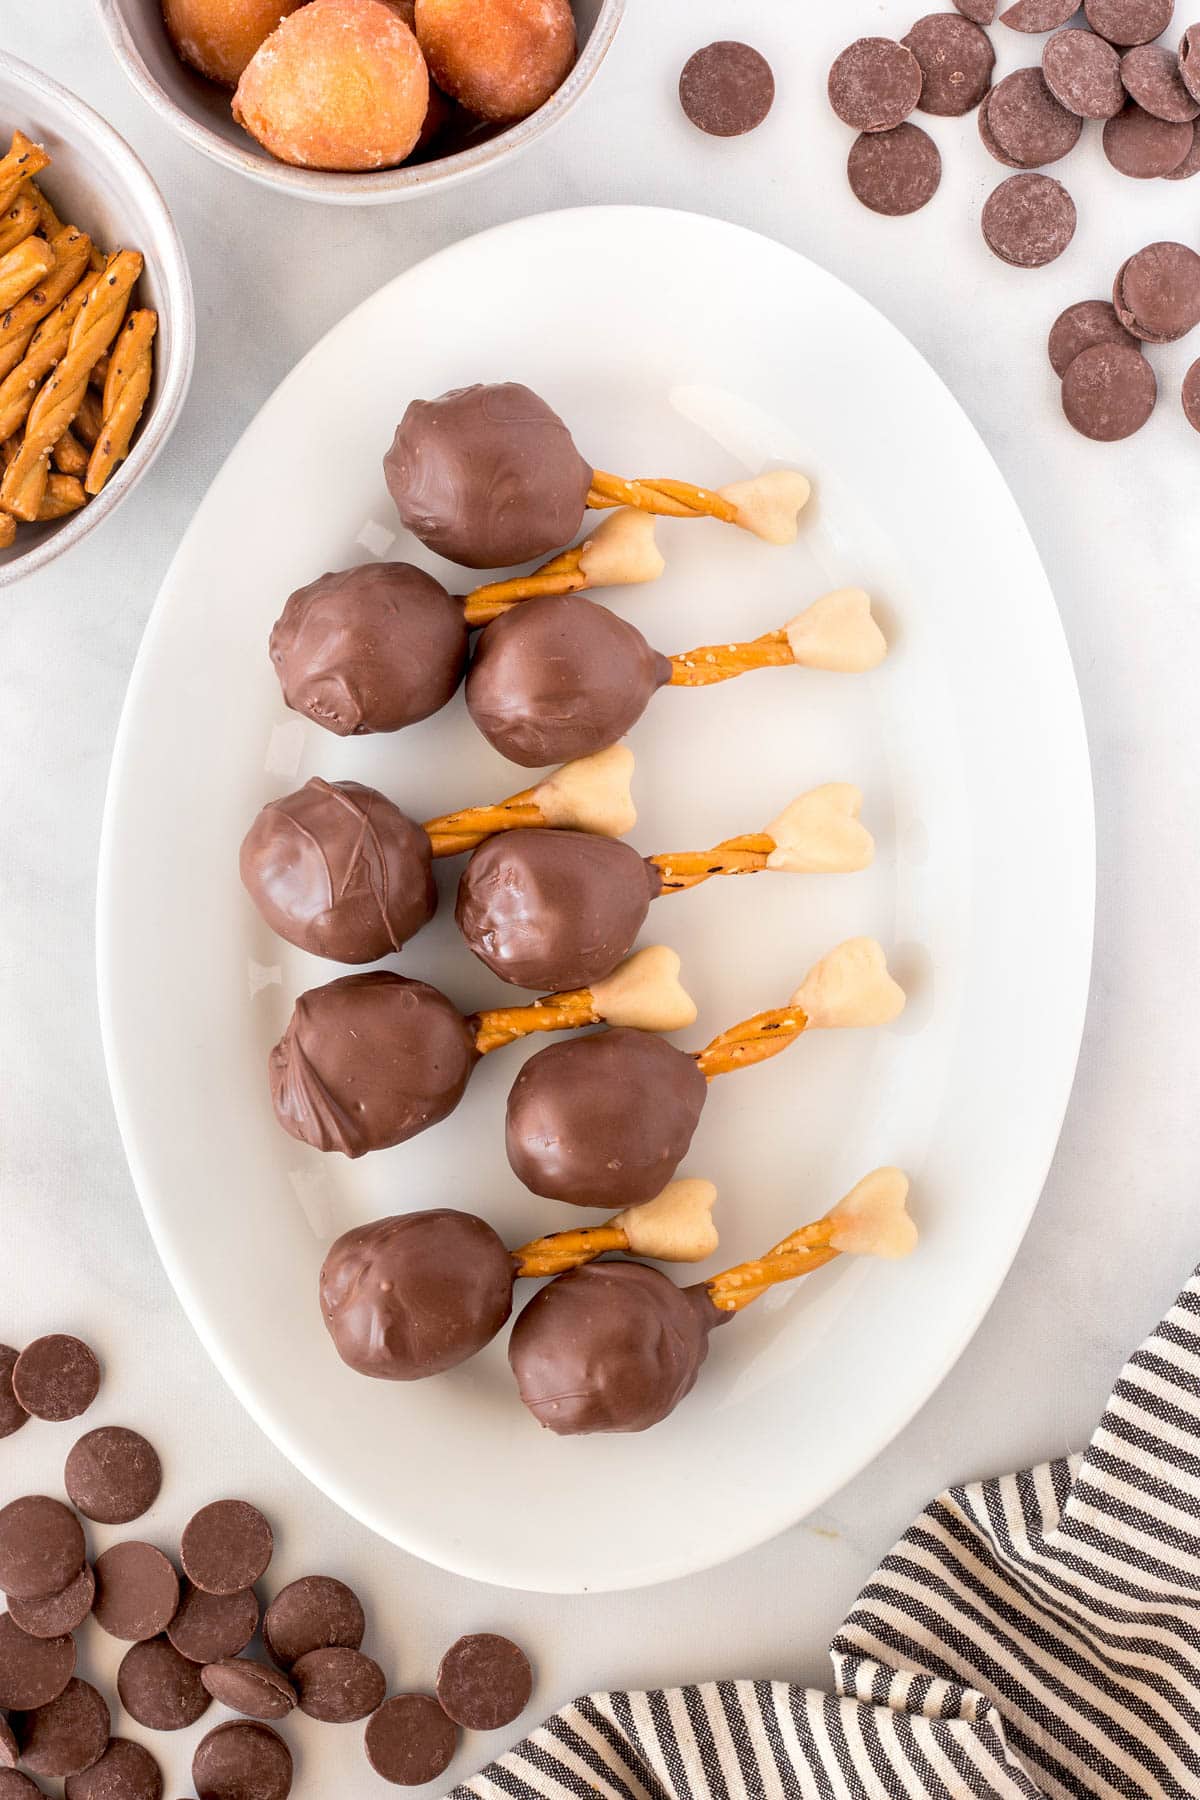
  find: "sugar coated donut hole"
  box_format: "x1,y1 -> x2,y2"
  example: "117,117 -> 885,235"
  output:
163,0 -> 303,87
233,0 -> 431,172
414,0 -> 576,123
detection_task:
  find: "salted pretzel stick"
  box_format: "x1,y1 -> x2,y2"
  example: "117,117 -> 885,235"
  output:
652,784 -> 873,892
669,588 -> 888,688
73,387 -> 102,449
463,511 -> 665,625
28,183 -> 63,239
587,467 -> 812,546
514,1178 -> 719,1278
1,249 -> 141,522
472,944 -> 695,1056
86,307 -> 157,494
0,229 -> 92,383
0,189 -> 39,259
0,134 -> 49,216
695,938 -> 905,1081
707,1169 -> 916,1313
0,236 -> 55,314
424,744 -> 636,858
52,429 -> 87,477
37,474 -> 85,519
0,266 -> 98,441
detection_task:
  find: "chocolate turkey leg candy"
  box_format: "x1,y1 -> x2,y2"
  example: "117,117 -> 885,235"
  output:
384,381 -> 811,569
467,587 -> 888,767
240,746 -> 636,961
319,1180 -> 719,1380
507,938 -> 906,1207
270,946 -> 696,1156
509,1169 -> 916,1435
456,785 -> 874,991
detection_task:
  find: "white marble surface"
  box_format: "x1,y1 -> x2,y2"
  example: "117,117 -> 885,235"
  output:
3,0 -> 1200,1793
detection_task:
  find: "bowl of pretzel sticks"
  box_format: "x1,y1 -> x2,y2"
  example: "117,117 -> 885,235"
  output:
0,52 -> 193,585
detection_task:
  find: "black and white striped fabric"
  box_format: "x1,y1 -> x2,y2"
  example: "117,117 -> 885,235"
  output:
453,1270 -> 1200,1800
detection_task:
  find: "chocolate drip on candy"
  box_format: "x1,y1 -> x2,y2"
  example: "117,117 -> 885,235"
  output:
508,1170 -> 917,1436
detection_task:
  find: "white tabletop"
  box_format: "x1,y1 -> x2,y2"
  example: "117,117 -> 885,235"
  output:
4,1 -> 1199,1793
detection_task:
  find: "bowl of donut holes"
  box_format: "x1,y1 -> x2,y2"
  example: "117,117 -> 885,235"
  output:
96,0 -> 624,203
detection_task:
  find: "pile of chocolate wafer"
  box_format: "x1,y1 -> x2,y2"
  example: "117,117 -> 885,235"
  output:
1,1333 -> 534,1792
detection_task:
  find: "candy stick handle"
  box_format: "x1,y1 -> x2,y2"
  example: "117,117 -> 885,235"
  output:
589,469 -> 738,524
652,835 -> 774,892
424,792 -> 544,858
423,745 -> 636,857
694,1005 -> 808,1079
513,1178 -> 719,1276
462,511 -> 665,625
706,1169 -> 915,1314
513,1224 -> 627,1279
472,987 -> 597,1056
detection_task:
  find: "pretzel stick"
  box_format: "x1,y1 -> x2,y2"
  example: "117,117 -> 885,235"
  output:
514,1178 -> 719,1277
652,785 -> 873,891
1,250 -> 141,522
695,938 -> 906,1081
707,1169 -> 916,1312
28,183 -> 63,239
588,470 -> 737,523
0,134 -> 50,215
426,793 -> 544,857
0,267 -> 97,441
0,511 -> 14,549
472,944 -> 696,1055
0,236 -> 55,314
86,307 -> 157,494
669,589 -> 888,688
423,744 -> 636,857
90,351 -> 109,392
463,511 -> 664,625
587,467 -> 812,544
37,473 -> 85,519
472,986 -> 598,1055
0,189 -> 39,258
52,429 -> 87,477
653,834 -> 775,891
73,386 -> 102,449
0,229 -> 92,381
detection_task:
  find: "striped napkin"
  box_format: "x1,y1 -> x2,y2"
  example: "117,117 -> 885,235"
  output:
454,1268 -> 1200,1800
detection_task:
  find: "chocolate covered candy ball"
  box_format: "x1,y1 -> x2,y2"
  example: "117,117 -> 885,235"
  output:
240,779 -> 436,963
466,595 -> 671,768
383,383 -> 592,570
270,972 -> 476,1157
269,562 -> 468,736
456,828 -> 660,991
509,1261 -> 726,1435
320,1210 -> 514,1379
506,1027 -> 707,1207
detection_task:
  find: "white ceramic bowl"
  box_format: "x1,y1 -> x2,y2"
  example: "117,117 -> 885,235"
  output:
95,0 -> 625,205
0,53 -> 193,588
